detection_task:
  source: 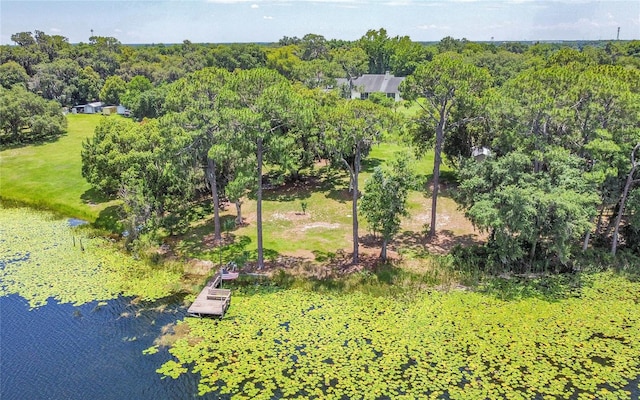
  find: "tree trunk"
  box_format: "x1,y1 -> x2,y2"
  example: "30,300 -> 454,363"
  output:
207,157 -> 221,242
351,145 -> 361,264
612,143 -> 639,255
380,238 -> 388,261
257,137 -> 264,269
595,200 -> 606,233
529,238 -> 537,273
235,200 -> 243,226
582,230 -> 591,252
429,114 -> 446,238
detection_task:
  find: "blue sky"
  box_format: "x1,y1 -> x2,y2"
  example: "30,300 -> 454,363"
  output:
1,0 -> 638,45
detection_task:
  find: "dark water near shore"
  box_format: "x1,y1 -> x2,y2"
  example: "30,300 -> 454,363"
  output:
0,294 -> 217,400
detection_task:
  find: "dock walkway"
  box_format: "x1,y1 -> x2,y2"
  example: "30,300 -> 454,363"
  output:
187,273 -> 232,318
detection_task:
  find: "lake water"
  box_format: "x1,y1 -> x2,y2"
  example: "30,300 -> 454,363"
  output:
0,294 -> 220,400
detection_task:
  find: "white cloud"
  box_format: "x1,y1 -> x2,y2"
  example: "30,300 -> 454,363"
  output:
417,24 -> 449,30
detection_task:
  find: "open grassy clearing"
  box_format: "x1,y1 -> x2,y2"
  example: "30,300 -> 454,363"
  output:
0,114 -> 117,222
175,141 -> 477,267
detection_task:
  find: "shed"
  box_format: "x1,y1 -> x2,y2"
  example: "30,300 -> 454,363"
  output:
472,147 -> 492,162
84,102 -> 103,114
102,105 -> 117,115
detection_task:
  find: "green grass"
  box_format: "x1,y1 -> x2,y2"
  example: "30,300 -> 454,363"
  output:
366,141 -> 454,183
171,137 -> 465,264
0,114 -> 117,222
174,148 -> 465,267
175,166 -> 356,260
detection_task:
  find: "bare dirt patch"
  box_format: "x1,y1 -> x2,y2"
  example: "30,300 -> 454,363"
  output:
401,195 -> 487,254
270,211 -> 312,222
300,222 -> 340,231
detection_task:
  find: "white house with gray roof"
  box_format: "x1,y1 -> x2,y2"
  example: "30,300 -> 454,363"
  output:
335,72 -> 405,102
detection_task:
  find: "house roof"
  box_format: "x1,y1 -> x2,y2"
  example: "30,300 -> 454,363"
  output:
352,73 -> 405,94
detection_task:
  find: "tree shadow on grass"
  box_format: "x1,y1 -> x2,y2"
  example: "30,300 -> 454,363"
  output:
260,178 -> 313,202
393,229 -> 484,256
258,167 -> 349,203
360,157 -> 384,173
93,205 -> 121,232
184,201 -> 215,224
0,132 -> 67,150
418,170 -> 458,193
314,165 -> 352,203
81,188 -> 114,205
177,222 -> 254,257
173,218 -> 217,256
325,188 -> 352,203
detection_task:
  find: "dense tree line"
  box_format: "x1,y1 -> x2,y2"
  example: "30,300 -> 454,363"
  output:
0,85 -> 67,144
2,29 -> 639,270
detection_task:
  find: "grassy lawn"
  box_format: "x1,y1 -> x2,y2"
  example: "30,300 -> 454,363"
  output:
0,114 -> 117,222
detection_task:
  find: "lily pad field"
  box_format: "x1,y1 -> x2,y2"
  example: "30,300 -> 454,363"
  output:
0,206 -> 182,307
160,277 -> 640,400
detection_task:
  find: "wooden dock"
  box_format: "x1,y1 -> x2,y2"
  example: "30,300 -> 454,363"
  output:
187,273 -> 232,318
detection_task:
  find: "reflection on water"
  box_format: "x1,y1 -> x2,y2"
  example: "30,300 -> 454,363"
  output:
67,218 -> 88,227
0,294 -> 220,400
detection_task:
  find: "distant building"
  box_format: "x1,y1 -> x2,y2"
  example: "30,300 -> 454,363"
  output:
72,102 -> 103,114
102,105 -> 130,116
335,72 -> 405,102
72,103 -> 129,116
102,105 -> 117,115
